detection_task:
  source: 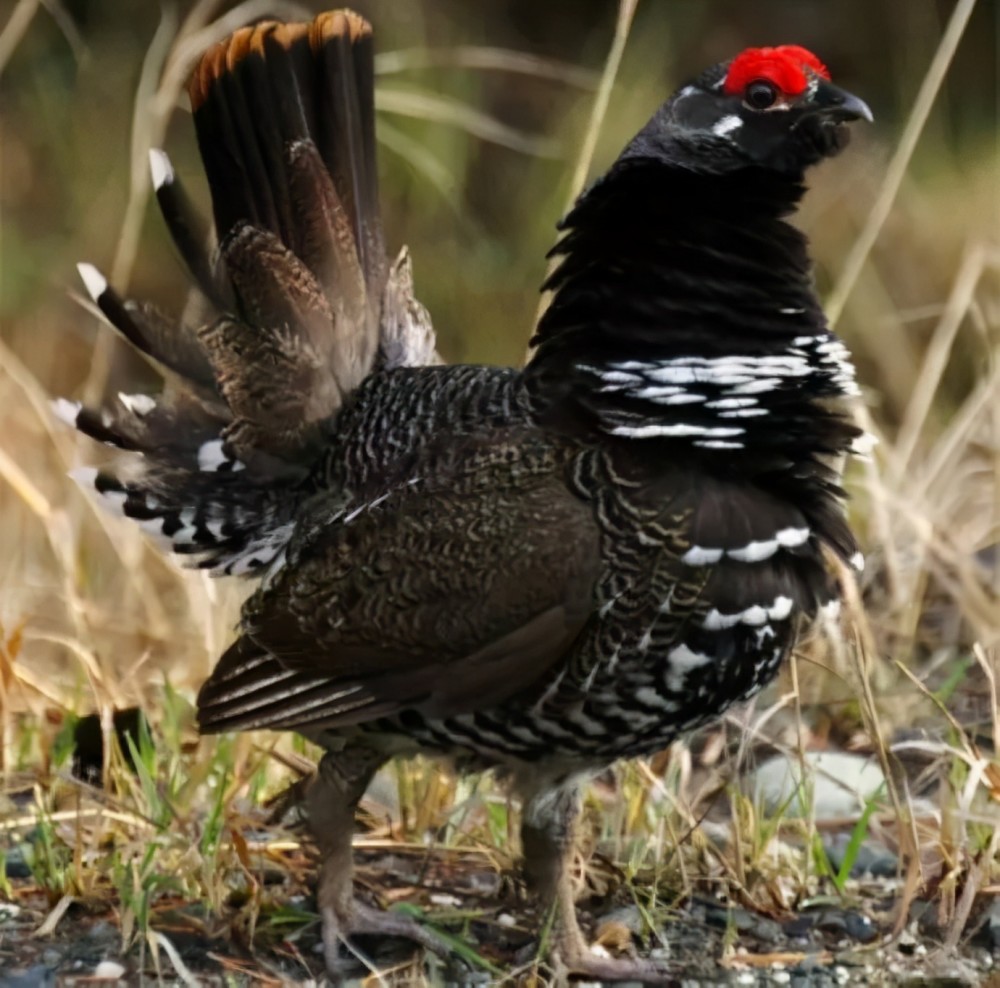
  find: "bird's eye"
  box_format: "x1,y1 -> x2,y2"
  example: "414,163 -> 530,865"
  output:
745,80 -> 778,110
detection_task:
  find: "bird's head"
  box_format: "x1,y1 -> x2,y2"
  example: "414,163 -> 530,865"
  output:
628,45 -> 872,176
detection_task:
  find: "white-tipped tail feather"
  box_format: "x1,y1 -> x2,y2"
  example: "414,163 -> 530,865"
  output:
51,398 -> 82,428
148,148 -> 174,190
76,263 -> 107,302
118,392 -> 157,416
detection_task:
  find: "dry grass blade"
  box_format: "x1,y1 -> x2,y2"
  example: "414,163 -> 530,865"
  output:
81,4 -> 179,404
375,86 -> 561,157
375,45 -> 599,89
0,445 -> 50,519
529,0 -> 641,347
152,932 -> 201,987
377,119 -> 459,203
34,893 -> 75,937
0,0 -> 41,78
910,363 -> 1000,502
826,0 -> 979,326
38,0 -> 86,65
823,550 -> 913,872
974,643 -> 1000,753
891,243 -> 1000,482
560,0 -> 640,218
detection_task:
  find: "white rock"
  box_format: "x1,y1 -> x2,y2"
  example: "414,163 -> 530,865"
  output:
94,960 -> 126,979
750,750 -> 886,819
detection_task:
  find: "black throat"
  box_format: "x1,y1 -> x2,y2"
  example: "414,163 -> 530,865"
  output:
523,152 -> 858,468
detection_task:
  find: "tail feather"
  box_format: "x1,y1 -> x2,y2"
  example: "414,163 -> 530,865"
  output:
312,11 -> 384,285
55,389 -> 226,465
61,10 -> 437,578
187,9 -> 385,450
76,263 -> 217,392
149,149 -> 232,311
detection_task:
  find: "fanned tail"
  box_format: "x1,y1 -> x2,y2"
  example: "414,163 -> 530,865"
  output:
59,9 -> 435,576
187,9 -> 385,460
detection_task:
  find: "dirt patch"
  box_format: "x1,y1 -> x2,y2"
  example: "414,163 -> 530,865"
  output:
2,849 -> 998,986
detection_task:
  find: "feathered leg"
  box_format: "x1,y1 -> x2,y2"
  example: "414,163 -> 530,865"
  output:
307,744 -> 454,975
520,781 -> 672,984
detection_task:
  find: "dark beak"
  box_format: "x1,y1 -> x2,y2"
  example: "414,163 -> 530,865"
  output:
813,80 -> 874,124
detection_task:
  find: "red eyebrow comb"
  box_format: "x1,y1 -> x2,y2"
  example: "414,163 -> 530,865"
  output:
723,45 -> 830,97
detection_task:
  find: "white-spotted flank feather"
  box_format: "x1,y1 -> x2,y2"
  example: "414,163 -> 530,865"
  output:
703,595 -> 794,630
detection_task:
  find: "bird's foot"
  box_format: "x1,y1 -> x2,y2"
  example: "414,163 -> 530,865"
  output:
554,942 -> 674,985
321,898 -> 456,975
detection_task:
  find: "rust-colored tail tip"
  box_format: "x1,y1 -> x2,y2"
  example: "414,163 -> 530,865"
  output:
189,9 -> 373,112
312,9 -> 372,45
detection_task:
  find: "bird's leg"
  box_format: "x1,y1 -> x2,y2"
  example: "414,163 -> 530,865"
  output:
306,745 -> 455,974
307,745 -> 382,971
520,782 -> 672,984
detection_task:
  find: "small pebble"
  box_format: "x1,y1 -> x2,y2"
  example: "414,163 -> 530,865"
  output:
93,962 -> 125,980
783,914 -> 815,938
843,911 -> 877,943
753,917 -> 784,943
823,832 -> 898,878
598,904 -> 645,933
791,953 -> 826,972
0,965 -> 57,988
3,847 -> 31,881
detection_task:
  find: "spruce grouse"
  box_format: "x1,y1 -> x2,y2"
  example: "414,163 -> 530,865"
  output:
59,11 -> 871,982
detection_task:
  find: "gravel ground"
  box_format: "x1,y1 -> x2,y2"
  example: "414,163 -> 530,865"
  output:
2,875 -> 998,987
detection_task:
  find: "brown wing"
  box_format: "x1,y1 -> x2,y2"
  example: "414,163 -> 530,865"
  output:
197,433 -> 600,733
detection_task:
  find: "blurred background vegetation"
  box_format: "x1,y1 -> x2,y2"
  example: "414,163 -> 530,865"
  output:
0,1 -> 999,967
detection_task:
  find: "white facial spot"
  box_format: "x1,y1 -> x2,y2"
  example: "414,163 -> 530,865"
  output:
712,114 -> 743,137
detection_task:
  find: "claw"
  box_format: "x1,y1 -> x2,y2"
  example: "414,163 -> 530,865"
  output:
321,897 -> 457,977
555,942 -> 674,985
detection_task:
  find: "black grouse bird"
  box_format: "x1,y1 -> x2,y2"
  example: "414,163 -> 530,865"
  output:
59,11 -> 871,982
